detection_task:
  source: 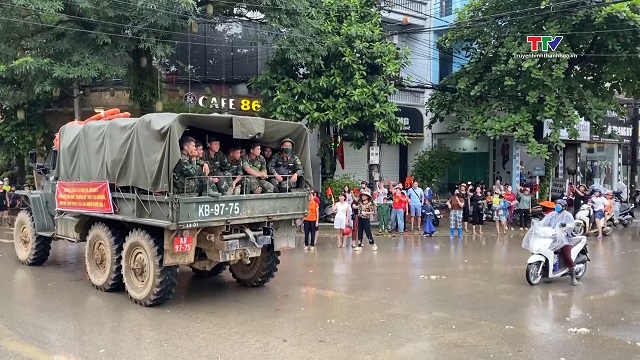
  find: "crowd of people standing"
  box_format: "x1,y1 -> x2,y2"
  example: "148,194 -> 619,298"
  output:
446,180 -> 533,239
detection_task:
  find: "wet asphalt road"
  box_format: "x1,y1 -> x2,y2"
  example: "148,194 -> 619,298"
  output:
0,225 -> 639,360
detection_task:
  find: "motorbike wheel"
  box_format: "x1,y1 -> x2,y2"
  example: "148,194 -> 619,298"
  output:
574,221 -> 586,236
603,227 -> 613,236
433,217 -> 440,227
526,261 -> 544,286
574,261 -> 587,279
620,219 -> 630,227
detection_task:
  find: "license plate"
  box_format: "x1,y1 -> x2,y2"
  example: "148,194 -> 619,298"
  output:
173,236 -> 193,253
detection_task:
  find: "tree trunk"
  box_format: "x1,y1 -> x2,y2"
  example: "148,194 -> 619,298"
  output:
15,154 -> 26,186
319,124 -> 337,181
128,47 -> 158,114
539,144 -> 557,201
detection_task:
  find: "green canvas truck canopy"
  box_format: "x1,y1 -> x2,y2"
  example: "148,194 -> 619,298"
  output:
55,113 -> 313,192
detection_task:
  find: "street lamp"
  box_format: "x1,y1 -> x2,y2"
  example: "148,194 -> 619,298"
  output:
16,109 -> 25,120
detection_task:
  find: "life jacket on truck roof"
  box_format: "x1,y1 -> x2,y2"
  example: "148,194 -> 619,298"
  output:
53,108 -> 131,150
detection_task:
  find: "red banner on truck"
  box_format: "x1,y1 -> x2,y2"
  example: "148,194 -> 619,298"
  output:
55,181 -> 114,213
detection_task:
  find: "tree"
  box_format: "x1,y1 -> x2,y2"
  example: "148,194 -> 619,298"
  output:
252,0 -> 409,179
411,144 -> 460,190
428,0 -> 640,156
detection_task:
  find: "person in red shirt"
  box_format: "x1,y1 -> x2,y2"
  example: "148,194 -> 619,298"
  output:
503,184 -> 517,230
303,192 -> 320,250
311,190 -> 321,244
390,186 -> 408,234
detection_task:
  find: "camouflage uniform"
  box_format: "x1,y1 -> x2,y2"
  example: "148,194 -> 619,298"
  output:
268,152 -> 304,193
173,154 -> 218,196
242,155 -> 274,194
202,150 -> 231,194
223,156 -> 250,194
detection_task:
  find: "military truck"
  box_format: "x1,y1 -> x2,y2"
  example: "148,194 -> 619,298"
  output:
13,113 -> 311,307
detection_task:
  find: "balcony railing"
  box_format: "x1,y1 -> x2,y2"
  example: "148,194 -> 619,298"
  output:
380,0 -> 428,19
389,90 -> 425,105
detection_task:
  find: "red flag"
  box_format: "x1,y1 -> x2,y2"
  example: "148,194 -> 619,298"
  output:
336,138 -> 345,170
353,188 -> 360,196
326,187 -> 333,197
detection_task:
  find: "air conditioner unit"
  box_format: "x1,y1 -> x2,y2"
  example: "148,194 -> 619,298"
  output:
387,34 -> 400,45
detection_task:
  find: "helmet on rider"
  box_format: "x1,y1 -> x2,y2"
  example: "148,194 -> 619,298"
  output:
555,199 -> 567,213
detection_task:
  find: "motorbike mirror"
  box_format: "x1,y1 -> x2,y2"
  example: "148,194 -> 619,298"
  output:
559,223 -> 566,228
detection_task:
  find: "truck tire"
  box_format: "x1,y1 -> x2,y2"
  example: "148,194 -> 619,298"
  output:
229,246 -> 280,287
122,229 -> 178,307
191,262 -> 228,278
13,210 -> 51,266
85,223 -> 124,292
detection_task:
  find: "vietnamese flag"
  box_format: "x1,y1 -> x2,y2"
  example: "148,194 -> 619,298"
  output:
326,187 -> 333,197
353,188 -> 360,196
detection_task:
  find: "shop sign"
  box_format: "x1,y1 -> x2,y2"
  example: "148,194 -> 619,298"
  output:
532,166 -> 545,176
542,119 -> 590,141
395,106 -> 424,137
590,110 -> 632,143
184,93 -> 262,113
550,178 -> 569,199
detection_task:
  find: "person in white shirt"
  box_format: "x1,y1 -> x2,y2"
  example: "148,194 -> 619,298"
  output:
590,189 -> 609,240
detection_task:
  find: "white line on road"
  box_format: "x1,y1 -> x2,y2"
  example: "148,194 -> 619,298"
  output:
0,239 -> 13,243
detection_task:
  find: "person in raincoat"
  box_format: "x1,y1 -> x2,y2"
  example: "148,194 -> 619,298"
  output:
522,199 -> 579,286
422,199 -> 436,237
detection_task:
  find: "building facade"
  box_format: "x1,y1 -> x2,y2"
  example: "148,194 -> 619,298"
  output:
332,1 -> 433,183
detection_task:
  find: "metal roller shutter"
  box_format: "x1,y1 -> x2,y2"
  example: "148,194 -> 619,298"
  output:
379,144 -> 400,182
334,141 -> 368,181
334,142 -> 400,182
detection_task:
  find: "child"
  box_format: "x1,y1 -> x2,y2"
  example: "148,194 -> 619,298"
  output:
422,199 -> 436,237
378,196 -> 391,234
496,194 -> 509,235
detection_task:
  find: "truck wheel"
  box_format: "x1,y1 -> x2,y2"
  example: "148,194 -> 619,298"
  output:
13,210 -> 51,266
122,229 -> 178,307
85,223 -> 124,292
230,246 -> 281,287
191,262 -> 228,278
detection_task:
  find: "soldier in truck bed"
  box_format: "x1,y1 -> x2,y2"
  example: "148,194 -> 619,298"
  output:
268,138 -> 304,193
242,142 -> 275,194
262,146 -> 273,164
223,144 -> 248,195
202,135 -> 232,195
173,136 -> 218,196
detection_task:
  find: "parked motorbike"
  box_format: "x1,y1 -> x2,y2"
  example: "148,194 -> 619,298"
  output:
525,223 -> 590,286
612,191 -> 635,227
574,204 -> 612,236
632,189 -> 640,208
321,205 -> 335,223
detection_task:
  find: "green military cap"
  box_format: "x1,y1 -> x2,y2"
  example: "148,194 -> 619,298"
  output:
280,138 -> 294,147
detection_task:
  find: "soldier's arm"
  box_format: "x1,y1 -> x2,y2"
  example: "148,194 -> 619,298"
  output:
267,155 -> 277,175
242,157 -> 262,177
258,157 -> 268,175
294,155 -> 303,176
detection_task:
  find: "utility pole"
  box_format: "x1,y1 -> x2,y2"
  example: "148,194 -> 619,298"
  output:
630,99 -> 640,190
367,131 -> 381,189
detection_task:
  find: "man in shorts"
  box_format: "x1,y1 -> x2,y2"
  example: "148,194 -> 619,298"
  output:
407,180 -> 424,231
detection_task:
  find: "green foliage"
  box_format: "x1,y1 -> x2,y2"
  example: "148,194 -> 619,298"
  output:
252,0 -> 410,154
411,144 -> 461,186
428,0 -> 640,157
320,174 -> 359,203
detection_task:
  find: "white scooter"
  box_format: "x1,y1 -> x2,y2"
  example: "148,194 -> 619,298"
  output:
574,204 -> 612,236
525,223 -> 590,286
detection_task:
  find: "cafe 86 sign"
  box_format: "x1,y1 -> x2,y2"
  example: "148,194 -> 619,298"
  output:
184,92 -> 261,113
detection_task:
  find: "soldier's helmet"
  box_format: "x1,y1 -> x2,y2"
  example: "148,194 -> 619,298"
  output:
280,138 -> 295,147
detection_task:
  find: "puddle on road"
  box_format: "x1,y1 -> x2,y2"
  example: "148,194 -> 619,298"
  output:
586,288 -> 621,301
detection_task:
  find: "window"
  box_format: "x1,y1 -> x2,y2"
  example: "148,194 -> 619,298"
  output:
438,50 -> 453,83
439,0 -> 452,17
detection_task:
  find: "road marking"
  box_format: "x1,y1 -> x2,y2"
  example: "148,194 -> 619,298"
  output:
0,239 -> 13,243
0,323 -> 72,360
